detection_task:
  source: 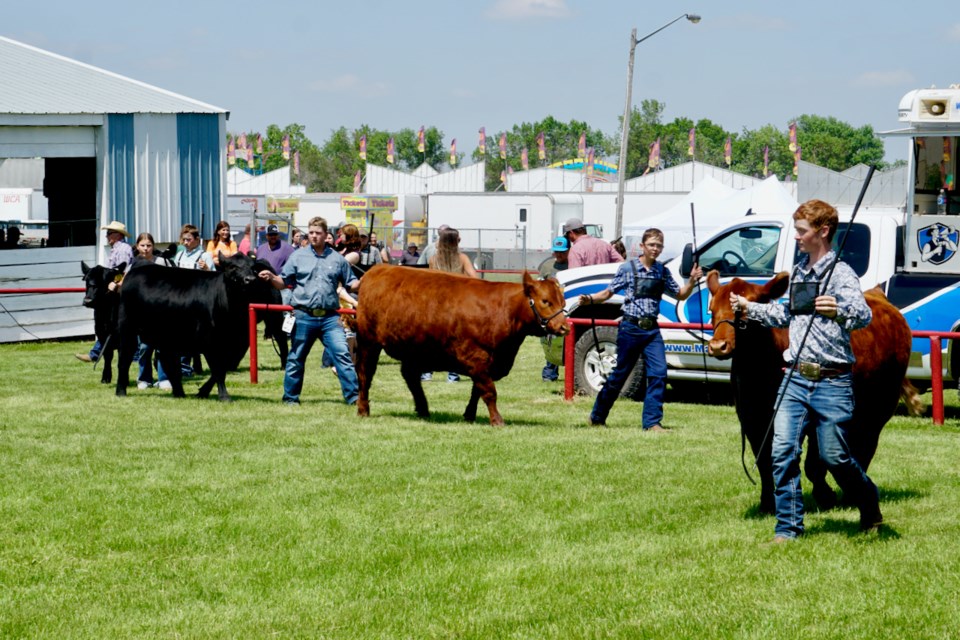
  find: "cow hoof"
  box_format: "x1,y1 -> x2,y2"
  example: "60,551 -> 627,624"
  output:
463,413 -> 477,423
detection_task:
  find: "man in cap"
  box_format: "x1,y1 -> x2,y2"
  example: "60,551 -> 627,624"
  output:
257,224 -> 295,275
564,218 -> 623,269
75,221 -> 134,362
399,241 -> 421,266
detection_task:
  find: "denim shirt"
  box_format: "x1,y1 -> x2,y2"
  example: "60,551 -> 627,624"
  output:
607,258 -> 680,318
745,250 -> 871,366
281,244 -> 357,310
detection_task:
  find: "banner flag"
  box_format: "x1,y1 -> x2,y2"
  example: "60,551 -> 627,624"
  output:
648,138 -> 660,169
578,132 -> 586,159
359,135 -> 366,161
521,148 -> 529,170
724,137 -> 732,166
449,139 -> 457,166
499,133 -> 507,160
763,145 -> 769,177
789,122 -> 797,152
227,136 -> 235,166
256,134 -> 263,155
687,128 -> 695,156
386,137 -> 395,164
537,131 -> 545,161
246,145 -> 254,169
478,127 -> 486,155
418,127 -> 425,153
793,145 -> 801,176
353,170 -> 361,193
282,135 -> 291,160
293,150 -> 300,176
238,133 -> 247,151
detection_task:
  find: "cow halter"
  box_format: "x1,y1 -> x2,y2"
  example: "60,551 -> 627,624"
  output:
528,297 -> 566,332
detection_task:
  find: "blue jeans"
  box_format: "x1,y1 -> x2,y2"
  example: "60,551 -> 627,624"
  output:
590,323 -> 667,429
542,361 -> 559,381
771,372 -> 878,538
283,311 -> 358,405
135,340 -> 168,384
89,339 -> 102,361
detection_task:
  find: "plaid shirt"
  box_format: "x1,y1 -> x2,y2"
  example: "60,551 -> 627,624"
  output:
607,258 -> 680,318
745,250 -> 871,366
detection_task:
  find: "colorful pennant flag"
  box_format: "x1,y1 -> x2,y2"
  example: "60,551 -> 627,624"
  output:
353,170 -> 362,193
449,139 -> 457,166
724,137 -> 732,166
386,137 -> 395,164
478,127 -> 486,156
246,145 -> 254,169
256,133 -> 263,155
521,148 -> 529,171
500,169 -> 506,183
763,145 -> 769,177
687,128 -> 696,157
417,126 -> 425,153
788,122 -> 797,153
227,136 -> 235,166
648,138 -> 660,169
238,133 -> 247,151
293,150 -> 300,176
793,145 -> 801,176
499,133 -> 507,160
586,147 -> 595,192
536,132 -> 545,161
359,135 -> 367,161
578,132 -> 586,159
282,135 -> 291,161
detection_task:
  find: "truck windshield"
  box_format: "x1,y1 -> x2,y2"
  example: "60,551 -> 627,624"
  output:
698,225 -> 781,277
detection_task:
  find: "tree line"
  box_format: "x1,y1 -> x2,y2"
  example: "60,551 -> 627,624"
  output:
234,99 -> 897,193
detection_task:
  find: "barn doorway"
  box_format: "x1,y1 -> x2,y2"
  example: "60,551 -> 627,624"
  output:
44,157 -> 96,247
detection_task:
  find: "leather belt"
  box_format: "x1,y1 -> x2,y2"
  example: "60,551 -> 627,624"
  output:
294,306 -> 336,317
795,361 -> 852,381
622,315 -> 658,330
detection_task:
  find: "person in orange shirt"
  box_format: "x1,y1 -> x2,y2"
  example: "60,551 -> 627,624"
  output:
206,220 -> 238,266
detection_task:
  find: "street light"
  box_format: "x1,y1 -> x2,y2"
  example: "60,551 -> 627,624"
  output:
614,13 -> 701,239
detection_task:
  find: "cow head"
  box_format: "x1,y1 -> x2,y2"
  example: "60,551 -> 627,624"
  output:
219,251 -> 259,290
705,270 -> 789,359
81,260 -> 125,308
524,271 -> 570,336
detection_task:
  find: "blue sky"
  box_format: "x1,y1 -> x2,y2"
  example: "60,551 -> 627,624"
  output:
7,0 -> 960,163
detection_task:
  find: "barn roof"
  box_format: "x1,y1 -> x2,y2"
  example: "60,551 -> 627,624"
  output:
0,36 -> 227,115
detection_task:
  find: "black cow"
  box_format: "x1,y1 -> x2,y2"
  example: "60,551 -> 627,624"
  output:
80,260 -> 126,384
115,252 -> 260,401
252,259 -> 288,369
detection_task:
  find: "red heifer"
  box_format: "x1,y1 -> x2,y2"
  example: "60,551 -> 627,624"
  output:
355,265 -> 569,426
706,271 -> 922,514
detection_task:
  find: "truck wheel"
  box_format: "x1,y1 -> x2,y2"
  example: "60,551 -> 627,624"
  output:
573,326 -> 645,400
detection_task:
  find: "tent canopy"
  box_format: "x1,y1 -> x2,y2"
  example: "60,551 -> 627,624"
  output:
623,176 -> 799,260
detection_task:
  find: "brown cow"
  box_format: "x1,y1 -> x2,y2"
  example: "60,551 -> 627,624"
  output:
705,270 -> 922,513
355,265 -> 569,425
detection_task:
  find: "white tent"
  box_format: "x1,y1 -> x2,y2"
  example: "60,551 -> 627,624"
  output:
622,175 -> 799,260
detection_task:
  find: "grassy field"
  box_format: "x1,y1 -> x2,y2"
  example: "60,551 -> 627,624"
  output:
1,336 -> 959,638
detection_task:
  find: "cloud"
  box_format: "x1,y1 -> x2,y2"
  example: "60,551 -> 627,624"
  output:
486,0 -> 572,20
853,70 -> 914,88
308,74 -> 389,97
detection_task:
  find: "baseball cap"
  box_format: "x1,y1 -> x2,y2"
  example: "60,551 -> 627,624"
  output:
552,236 -> 570,252
563,218 -> 584,234
266,224 -> 280,235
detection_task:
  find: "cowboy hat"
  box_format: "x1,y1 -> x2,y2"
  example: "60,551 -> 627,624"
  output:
101,221 -> 130,237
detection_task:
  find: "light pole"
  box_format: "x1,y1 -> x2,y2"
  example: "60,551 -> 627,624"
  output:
614,13 -> 701,239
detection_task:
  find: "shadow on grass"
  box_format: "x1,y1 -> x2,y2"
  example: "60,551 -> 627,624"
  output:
807,517 -> 901,540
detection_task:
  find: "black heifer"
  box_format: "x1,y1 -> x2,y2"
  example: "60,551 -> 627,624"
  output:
80,260 -> 126,384
115,252 -> 260,401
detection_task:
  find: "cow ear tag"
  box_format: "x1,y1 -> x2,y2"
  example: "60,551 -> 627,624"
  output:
114,274 -> 124,284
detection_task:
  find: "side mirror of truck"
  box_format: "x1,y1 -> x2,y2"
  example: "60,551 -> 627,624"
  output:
680,243 -> 695,277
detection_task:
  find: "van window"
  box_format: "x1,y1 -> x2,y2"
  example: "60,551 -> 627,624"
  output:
792,222 -> 870,277
698,226 -> 781,277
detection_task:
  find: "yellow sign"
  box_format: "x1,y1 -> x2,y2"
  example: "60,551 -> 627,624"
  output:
267,197 -> 300,214
339,195 -> 398,211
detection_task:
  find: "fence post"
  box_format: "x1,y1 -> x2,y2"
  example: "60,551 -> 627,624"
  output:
249,304 -> 259,384
564,319 -> 576,401
930,335 -> 943,426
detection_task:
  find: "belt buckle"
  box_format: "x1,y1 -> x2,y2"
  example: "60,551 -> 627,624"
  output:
798,361 -> 821,381
313,309 -> 328,317
639,317 -> 655,330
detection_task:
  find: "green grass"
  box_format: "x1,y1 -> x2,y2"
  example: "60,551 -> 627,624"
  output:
1,337 -> 959,638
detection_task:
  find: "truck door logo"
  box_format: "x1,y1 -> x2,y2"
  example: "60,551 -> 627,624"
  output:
917,222 -> 959,265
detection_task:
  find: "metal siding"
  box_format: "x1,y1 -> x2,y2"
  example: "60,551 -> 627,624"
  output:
0,125 -> 96,157
133,114 -> 180,243
177,113 -> 222,240
106,114 -> 135,232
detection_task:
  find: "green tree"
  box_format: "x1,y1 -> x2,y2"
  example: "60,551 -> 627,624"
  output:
793,114 -> 885,171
